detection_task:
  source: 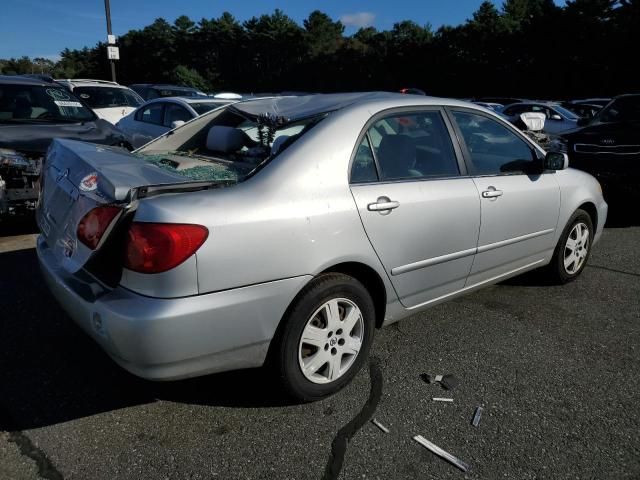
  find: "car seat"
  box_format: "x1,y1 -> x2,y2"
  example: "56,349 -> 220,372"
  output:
377,135 -> 421,179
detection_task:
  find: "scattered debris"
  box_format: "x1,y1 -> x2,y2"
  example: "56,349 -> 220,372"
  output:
420,373 -> 459,391
432,397 -> 454,403
471,406 -> 483,427
413,435 -> 470,472
371,419 -> 390,434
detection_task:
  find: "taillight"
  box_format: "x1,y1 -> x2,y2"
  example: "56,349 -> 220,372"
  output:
77,206 -> 121,250
124,223 -> 208,274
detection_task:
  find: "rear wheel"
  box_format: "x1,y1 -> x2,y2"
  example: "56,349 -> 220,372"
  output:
547,209 -> 594,284
275,273 -> 375,401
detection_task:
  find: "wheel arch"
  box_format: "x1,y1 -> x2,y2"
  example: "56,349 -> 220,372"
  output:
578,201 -> 598,232
263,261 -> 388,369
317,262 -> 387,329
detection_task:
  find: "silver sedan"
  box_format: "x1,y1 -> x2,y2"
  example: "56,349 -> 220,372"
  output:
116,96 -> 233,148
37,93 -> 607,400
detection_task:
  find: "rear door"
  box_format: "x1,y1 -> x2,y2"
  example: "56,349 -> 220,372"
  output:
448,109 -> 561,286
350,108 -> 481,309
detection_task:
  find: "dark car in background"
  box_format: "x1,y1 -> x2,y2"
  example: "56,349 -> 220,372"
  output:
561,94 -> 640,202
129,84 -> 206,101
0,75 -> 128,216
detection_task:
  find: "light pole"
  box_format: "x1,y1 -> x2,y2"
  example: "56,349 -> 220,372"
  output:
104,0 -> 117,82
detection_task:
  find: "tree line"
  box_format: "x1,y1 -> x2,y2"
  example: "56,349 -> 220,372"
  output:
1,0 -> 639,99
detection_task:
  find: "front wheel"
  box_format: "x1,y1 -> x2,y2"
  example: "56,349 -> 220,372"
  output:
547,209 -> 594,284
275,273 -> 375,402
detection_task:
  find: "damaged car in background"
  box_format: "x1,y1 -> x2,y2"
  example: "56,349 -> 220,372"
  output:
37,93 -> 607,401
0,75 -> 129,217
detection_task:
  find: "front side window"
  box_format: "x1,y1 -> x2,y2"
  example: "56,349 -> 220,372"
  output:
163,103 -> 192,127
137,103 -> 164,125
452,111 -> 536,175
504,105 -> 527,116
364,111 -> 459,181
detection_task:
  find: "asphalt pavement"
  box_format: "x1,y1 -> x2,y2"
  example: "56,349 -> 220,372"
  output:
1,213 -> 639,479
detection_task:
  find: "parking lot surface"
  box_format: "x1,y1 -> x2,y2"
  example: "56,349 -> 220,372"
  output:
1,214 -> 639,479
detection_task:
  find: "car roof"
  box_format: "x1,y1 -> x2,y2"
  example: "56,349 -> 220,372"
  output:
56,79 -> 127,88
130,84 -> 198,90
142,97 -> 231,107
231,92 -> 476,122
0,74 -> 56,86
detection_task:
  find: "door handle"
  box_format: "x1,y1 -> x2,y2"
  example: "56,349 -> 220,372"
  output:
367,196 -> 400,213
482,187 -> 503,199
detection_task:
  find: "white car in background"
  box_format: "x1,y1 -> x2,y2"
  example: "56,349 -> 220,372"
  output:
56,79 -> 144,125
116,97 -> 234,148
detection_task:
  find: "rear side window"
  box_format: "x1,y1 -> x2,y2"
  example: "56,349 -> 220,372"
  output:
136,103 -> 164,125
366,111 -> 459,181
351,135 -> 378,183
452,111 -> 536,175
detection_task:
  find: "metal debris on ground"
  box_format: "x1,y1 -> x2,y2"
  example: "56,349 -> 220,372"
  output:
371,419 -> 390,434
413,435 -> 470,472
471,406 -> 483,427
432,397 -> 454,402
420,373 -> 459,390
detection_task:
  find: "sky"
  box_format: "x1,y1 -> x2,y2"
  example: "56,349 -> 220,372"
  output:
0,0 -> 565,60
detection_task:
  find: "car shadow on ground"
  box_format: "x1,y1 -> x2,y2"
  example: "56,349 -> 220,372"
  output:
0,216 -> 39,236
0,247 -> 297,433
603,201 -> 640,228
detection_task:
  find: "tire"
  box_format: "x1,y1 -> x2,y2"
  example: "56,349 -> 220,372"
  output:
275,273 -> 376,402
547,209 -> 594,284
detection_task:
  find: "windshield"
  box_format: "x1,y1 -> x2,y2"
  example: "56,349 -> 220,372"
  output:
553,105 -> 579,120
597,96 -> 640,123
0,84 -> 95,123
73,86 -> 143,108
137,106 -> 326,184
155,88 -> 200,98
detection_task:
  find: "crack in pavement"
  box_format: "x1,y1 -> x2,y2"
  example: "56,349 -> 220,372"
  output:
7,431 -> 64,480
321,357 -> 383,480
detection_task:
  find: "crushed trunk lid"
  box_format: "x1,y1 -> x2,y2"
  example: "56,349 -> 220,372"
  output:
36,139 -> 198,275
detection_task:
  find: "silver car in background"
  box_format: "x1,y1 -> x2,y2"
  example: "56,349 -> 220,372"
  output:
37,93 -> 607,401
116,96 -> 234,148
501,101 -> 580,134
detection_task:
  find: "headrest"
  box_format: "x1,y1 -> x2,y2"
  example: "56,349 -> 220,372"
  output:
271,135 -> 290,155
206,126 -> 249,153
378,135 -> 416,179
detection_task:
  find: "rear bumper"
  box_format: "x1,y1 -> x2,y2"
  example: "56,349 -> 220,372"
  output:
37,236 -> 310,380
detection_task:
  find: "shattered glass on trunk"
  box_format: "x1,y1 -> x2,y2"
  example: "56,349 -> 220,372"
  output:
137,152 -> 251,182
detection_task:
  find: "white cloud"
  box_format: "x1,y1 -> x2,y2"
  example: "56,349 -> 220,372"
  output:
339,12 -> 376,28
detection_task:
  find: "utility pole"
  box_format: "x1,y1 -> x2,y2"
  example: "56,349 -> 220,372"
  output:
104,0 -> 117,82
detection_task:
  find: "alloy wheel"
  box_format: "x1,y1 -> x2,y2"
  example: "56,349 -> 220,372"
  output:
298,298 -> 364,384
564,222 -> 590,274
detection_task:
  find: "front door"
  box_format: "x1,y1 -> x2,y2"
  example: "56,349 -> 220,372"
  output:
449,109 -> 561,285
350,109 -> 481,309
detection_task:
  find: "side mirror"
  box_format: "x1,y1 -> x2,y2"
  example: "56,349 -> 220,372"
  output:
577,117 -> 590,127
171,120 -> 185,129
544,151 -> 569,171
550,114 -> 562,121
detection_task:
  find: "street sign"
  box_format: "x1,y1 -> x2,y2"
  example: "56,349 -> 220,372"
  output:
107,46 -> 120,60
107,34 -> 116,45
